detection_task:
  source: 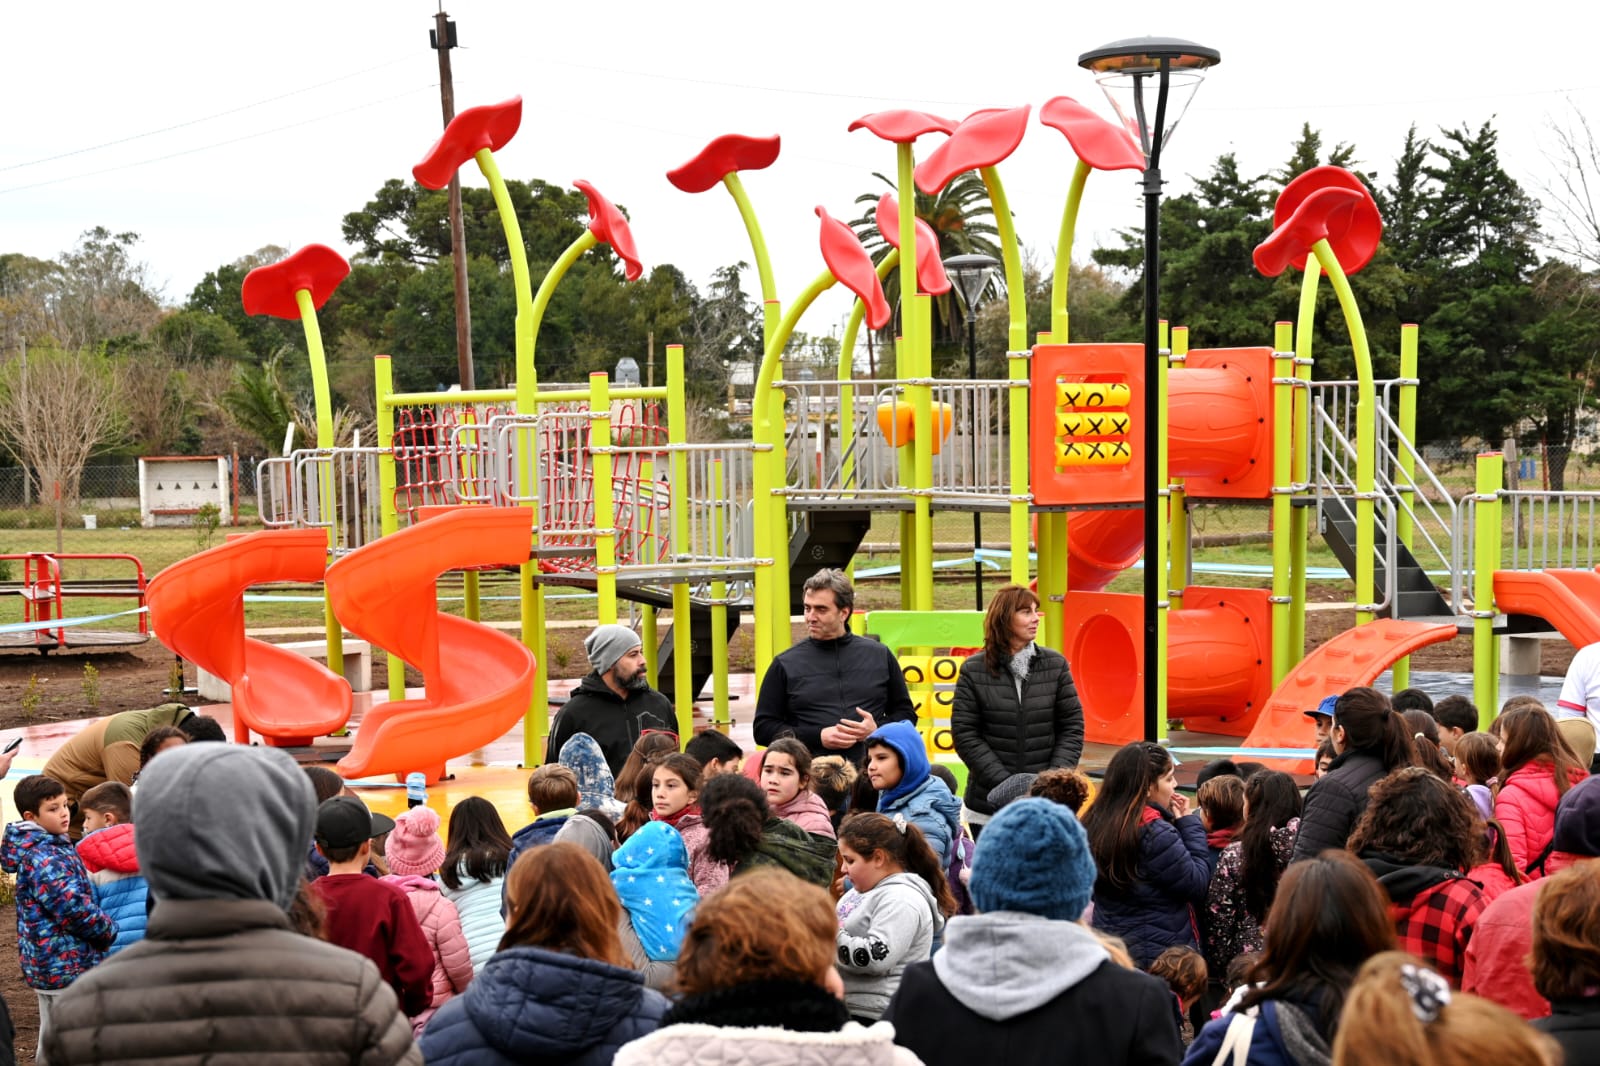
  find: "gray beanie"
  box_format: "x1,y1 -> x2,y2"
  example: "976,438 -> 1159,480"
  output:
135,743 -> 315,911
987,772 -> 1039,811
586,623 -> 642,676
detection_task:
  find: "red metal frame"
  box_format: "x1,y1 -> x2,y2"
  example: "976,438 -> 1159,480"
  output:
2,552 -> 149,650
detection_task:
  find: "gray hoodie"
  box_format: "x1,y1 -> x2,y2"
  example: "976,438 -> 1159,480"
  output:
135,743 -> 315,910
836,872 -> 944,1020
932,911 -> 1109,1021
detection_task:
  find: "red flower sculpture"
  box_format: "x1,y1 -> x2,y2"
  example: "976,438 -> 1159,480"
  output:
413,97 -> 523,190
873,194 -> 951,296
1253,187 -> 1369,278
574,180 -> 643,282
848,109 -> 955,143
666,133 -> 781,193
815,207 -> 891,330
1038,97 -> 1145,172
914,105 -> 1031,195
1269,166 -> 1383,274
241,244 -> 351,319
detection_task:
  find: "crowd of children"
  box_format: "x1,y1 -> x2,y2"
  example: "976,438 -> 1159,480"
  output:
7,665 -> 1600,1064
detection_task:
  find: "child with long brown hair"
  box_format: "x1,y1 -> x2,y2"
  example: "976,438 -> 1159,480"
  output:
418,843 -> 668,1064
1495,704 -> 1590,877
759,737 -> 836,838
650,752 -> 721,897
834,811 -> 957,1022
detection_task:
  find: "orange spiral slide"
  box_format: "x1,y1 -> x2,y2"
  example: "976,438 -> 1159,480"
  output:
146,529 -> 353,747
326,507 -> 536,783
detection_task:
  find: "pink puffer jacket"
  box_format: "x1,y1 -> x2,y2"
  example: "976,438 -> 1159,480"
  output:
771,791 -> 837,839
1495,761 -> 1589,878
677,812 -> 729,897
383,874 -> 474,1035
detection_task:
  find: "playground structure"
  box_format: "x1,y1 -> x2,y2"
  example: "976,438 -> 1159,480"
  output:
132,86 -> 1600,781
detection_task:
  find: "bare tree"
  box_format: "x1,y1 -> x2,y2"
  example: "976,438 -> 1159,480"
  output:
0,347 -> 124,505
1543,109 -> 1600,270
114,350 -> 191,455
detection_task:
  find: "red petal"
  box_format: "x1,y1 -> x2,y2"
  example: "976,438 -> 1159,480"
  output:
816,207 -> 891,330
914,105 -> 1031,194
1270,166 -> 1383,274
1253,187 -> 1365,278
1038,97 -> 1145,172
412,97 -> 523,190
873,194 -> 951,296
847,109 -> 956,143
666,133 -> 781,193
241,244 -> 351,319
573,179 -> 643,282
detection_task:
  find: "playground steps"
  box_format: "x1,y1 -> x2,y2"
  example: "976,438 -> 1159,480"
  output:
1317,500 -> 1452,618
655,601 -> 744,705
786,508 -> 874,612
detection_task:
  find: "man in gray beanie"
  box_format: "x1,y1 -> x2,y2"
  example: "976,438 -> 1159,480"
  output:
43,744 -> 420,1065
545,622 -> 676,777
882,798 -> 1182,1065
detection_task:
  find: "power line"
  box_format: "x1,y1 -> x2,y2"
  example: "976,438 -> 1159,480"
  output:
0,85 -> 437,196
0,54 -> 416,174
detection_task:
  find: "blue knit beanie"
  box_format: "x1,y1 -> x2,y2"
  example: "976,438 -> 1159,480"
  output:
969,797 -> 1094,921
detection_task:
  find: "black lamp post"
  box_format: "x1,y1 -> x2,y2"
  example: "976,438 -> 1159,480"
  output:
1078,36 -> 1219,743
944,253 -> 1001,611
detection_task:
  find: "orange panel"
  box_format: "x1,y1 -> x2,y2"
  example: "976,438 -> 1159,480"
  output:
1170,347 -> 1275,500
1031,343 -> 1145,506
1167,587 -> 1274,736
1493,569 -> 1600,648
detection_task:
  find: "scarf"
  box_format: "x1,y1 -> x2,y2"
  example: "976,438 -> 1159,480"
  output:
610,821 -> 698,962
1008,642 -> 1037,682
653,803 -> 701,829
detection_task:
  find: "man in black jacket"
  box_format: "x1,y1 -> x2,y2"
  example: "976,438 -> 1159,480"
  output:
545,624 -> 676,776
752,569 -> 916,764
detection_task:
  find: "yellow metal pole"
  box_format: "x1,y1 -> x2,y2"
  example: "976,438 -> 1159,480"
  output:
1391,324 -> 1421,690
640,456 -> 659,688
1310,240 -> 1376,627
374,357 -> 407,704
711,459 -> 730,726
1167,325 -> 1189,614
667,345 -> 694,743
1271,320 -> 1295,686
1473,452 -> 1502,724
590,373 -> 618,625
1155,319 -> 1171,739
295,288 -> 344,679
1035,329 -> 1065,652
1289,269 -> 1320,664
979,166 -> 1032,588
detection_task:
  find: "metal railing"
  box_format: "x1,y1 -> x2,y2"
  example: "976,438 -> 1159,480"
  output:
254,448 -> 384,554
777,377 -> 1017,503
1311,380 -> 1461,614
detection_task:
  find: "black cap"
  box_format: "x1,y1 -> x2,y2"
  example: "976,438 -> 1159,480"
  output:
315,795 -> 396,849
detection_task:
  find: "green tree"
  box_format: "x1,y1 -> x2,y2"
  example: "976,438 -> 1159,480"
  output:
48,228 -> 162,352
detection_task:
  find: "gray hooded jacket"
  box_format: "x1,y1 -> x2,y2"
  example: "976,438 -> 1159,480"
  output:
44,745 -> 421,1065
836,872 -> 945,1020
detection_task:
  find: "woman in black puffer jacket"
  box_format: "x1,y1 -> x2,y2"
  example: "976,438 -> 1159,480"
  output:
1291,687 -> 1417,863
952,584 -> 1083,835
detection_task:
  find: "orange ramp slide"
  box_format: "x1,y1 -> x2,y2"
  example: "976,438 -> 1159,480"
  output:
146,529 -> 352,747
327,507 -> 535,783
1492,569 -> 1600,649
1241,619 -> 1460,765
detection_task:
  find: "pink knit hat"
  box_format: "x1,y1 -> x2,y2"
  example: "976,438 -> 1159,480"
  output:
385,806 -> 445,878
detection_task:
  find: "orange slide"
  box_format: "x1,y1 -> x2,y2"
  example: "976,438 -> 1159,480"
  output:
1240,618 -> 1461,766
327,507 -> 536,783
1492,569 -> 1600,649
146,529 -> 352,747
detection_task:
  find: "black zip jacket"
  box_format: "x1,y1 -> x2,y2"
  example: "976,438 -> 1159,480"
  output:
752,633 -> 917,762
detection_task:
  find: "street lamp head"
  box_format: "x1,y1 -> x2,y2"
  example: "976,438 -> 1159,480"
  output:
1077,36 -> 1220,163
942,252 -> 1002,317
614,355 -> 641,386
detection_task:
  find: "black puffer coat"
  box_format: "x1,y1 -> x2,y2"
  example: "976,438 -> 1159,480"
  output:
951,645 -> 1084,816
1290,750 -> 1389,862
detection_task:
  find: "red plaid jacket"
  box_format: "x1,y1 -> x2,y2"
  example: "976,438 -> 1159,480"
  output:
1390,876 -> 1489,987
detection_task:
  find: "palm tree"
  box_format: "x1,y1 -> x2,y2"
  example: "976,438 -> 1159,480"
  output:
849,171 -> 1003,347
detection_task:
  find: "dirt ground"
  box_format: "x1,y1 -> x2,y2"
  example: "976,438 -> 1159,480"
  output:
0,597 -> 1579,1063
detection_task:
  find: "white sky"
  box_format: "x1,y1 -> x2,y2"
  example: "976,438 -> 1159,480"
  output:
4,0 -> 1597,348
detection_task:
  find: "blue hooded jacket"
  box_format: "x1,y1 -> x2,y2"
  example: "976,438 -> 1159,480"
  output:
419,944 -> 667,1066
0,820 -> 117,989
869,721 -> 963,864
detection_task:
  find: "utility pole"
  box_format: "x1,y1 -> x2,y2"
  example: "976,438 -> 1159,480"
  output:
432,8 -> 474,390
